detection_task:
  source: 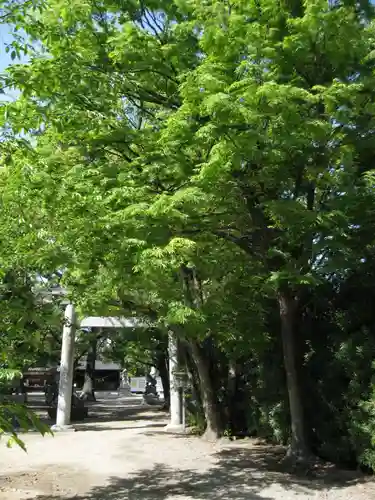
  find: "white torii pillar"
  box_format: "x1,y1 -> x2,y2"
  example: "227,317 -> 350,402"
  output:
51,303 -> 76,431
164,332 -> 185,433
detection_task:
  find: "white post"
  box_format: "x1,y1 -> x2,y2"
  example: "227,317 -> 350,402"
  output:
51,303 -> 76,431
164,332 -> 185,432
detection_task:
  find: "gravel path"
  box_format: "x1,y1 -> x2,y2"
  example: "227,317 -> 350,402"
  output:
0,394 -> 374,500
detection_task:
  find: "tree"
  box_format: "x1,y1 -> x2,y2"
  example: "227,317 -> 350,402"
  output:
102,326 -> 170,406
0,278 -> 55,451
0,270 -> 65,370
79,331 -> 99,401
152,0 -> 375,459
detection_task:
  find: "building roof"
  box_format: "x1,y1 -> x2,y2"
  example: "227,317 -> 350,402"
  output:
76,360 -> 121,371
80,316 -> 145,328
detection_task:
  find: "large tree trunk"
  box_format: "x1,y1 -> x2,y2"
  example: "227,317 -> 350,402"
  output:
80,335 -> 97,402
278,290 -> 310,462
226,361 -> 240,434
181,340 -> 202,414
190,340 -> 222,440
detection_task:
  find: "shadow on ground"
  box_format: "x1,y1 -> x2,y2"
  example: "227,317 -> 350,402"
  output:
25,464 -> 274,500
73,401 -> 167,431
27,442 -> 372,500
26,393 -> 168,431
75,422 -> 167,432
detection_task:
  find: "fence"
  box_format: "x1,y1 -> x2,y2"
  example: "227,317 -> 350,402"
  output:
129,377 -> 163,395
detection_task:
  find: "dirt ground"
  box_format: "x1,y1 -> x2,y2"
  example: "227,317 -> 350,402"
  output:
0,393 -> 374,500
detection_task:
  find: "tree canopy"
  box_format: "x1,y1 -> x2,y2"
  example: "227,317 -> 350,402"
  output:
2,0 -> 375,465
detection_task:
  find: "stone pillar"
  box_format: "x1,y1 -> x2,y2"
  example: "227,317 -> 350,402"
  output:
51,303 -> 76,431
164,332 -> 185,433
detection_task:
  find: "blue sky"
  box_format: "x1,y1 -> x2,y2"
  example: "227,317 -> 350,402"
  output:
0,24 -> 15,72
0,24 -> 28,100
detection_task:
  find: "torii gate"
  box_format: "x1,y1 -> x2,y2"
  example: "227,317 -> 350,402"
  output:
51,303 -> 184,433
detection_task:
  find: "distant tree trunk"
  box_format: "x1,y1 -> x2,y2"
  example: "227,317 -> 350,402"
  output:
190,339 -> 222,440
179,264 -> 222,439
80,334 -> 97,402
181,340 -> 202,412
278,289 -> 311,462
155,349 -> 170,409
